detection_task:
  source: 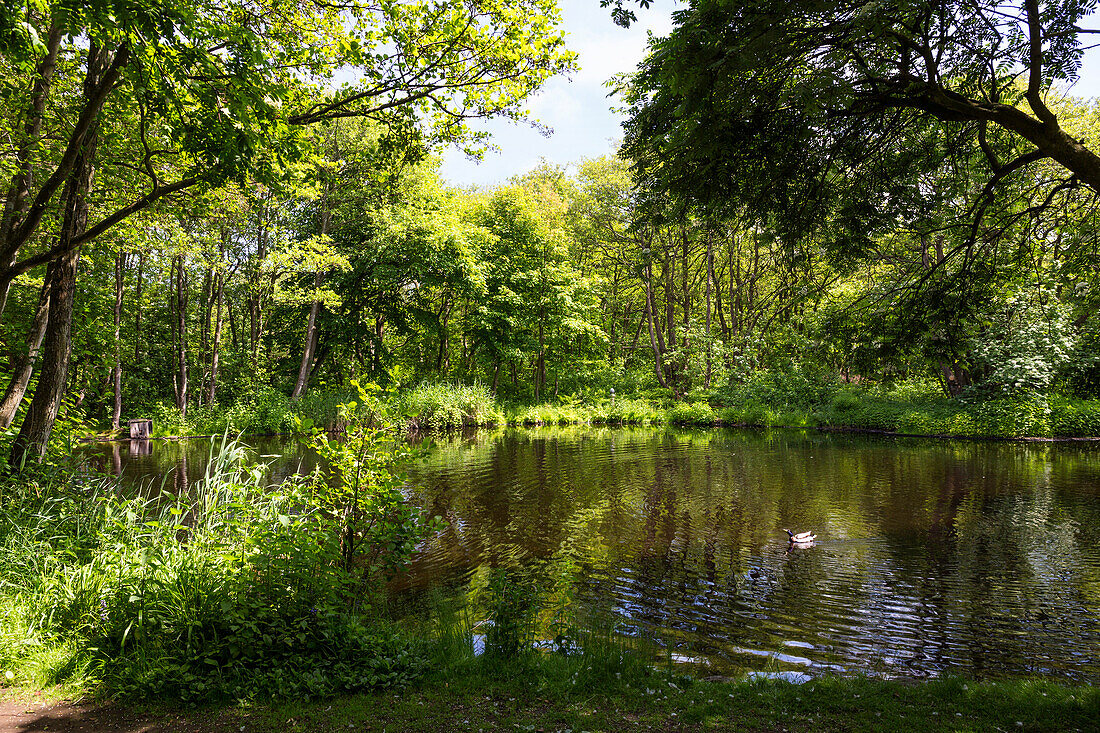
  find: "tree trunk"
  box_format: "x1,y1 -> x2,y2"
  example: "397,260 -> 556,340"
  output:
290,273 -> 322,401
645,264 -> 669,389
9,41 -> 107,468
173,255 -> 189,417
249,219 -> 264,368
0,21 -> 63,320
198,267 -> 212,405
436,295 -> 451,374
664,252 -> 675,355
535,305 -> 546,401
290,180 -> 332,400
705,232 -> 713,390
133,251 -> 144,361
0,281 -> 49,428
110,250 -> 125,430
207,272 -> 224,405
10,247 -> 83,468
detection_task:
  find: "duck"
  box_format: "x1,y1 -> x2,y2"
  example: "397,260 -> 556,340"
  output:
784,528 -> 816,544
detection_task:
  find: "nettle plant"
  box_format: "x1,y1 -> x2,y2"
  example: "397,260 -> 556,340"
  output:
297,381 -> 442,586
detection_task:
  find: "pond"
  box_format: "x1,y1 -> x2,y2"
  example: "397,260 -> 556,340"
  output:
81,427 -> 1100,683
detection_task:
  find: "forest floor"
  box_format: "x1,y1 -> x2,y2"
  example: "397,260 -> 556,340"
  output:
2,673 -> 1096,733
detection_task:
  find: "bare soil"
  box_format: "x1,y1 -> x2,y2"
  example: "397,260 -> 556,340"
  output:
0,698 -> 248,733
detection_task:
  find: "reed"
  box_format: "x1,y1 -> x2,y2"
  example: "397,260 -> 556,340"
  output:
0,432 -> 426,700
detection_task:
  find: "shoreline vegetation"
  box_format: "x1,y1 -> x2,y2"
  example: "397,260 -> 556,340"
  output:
3,670 -> 1098,732
2,392 -> 1095,729
87,379 -> 1100,442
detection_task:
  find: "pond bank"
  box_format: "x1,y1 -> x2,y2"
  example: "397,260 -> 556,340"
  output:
79,422 -> 1100,445
86,381 -> 1100,440
3,673 -> 1097,732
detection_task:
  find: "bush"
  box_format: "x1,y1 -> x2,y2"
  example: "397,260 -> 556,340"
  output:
667,401 -> 715,425
1051,397 -> 1100,436
598,398 -> 662,425
0,415 -> 435,700
401,383 -> 503,429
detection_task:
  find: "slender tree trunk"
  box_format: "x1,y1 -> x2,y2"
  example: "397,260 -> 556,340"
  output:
110,250 -> 125,430
173,255 -> 189,417
681,228 -> 691,349
664,252 -> 675,354
207,272 -> 224,405
730,236 -> 740,340
436,295 -> 451,374
9,42 -> 107,468
0,281 -> 49,428
290,272 -> 323,401
628,307 -> 645,354
198,267 -> 212,405
133,251 -> 143,362
705,233 -> 713,390
645,264 -> 669,389
535,305 -> 546,401
290,184 -> 331,400
227,287 -> 239,350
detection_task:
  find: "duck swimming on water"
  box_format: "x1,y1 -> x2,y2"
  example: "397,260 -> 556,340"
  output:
784,528 -> 816,544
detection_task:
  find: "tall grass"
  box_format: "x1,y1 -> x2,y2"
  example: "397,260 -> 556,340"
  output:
140,386 -> 380,438
0,434 -> 424,700
400,382 -> 503,429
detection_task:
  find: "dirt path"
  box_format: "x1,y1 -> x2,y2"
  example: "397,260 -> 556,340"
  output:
0,699 -> 249,733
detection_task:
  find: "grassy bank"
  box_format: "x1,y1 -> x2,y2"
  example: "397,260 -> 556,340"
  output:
463,378 -> 1100,438
0,426 -> 432,702
106,377 -> 1100,441
212,670 -> 1100,732
5,663 -> 1098,732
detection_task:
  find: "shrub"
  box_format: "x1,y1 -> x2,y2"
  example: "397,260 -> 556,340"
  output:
1051,397 -> 1100,436
667,401 -> 715,425
401,383 -> 503,429
0,412 -> 435,700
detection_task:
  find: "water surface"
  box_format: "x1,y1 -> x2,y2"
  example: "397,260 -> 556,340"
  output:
84,427 -> 1100,682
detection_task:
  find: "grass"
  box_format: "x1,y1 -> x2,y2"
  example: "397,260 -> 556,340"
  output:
7,665 -> 1097,732
110,378 -> 1100,441
258,672 -> 1098,732
400,382 -> 504,429
0,433 -> 427,702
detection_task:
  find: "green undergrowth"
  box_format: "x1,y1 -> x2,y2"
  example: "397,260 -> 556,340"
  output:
137,386 -> 381,438
398,382 -> 503,429
118,379 -> 1100,439
255,669 -> 1098,733
18,665 -> 1098,732
0,415 -> 434,702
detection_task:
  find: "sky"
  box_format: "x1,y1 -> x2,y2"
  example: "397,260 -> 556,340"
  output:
438,0 -> 677,188
440,2 -> 1100,189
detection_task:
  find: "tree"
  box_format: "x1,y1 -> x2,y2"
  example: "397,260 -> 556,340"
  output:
471,183 -> 604,399
622,1 -> 1100,248
2,0 -> 575,463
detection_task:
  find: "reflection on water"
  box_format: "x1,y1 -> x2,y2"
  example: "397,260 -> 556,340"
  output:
81,427 -> 1100,681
